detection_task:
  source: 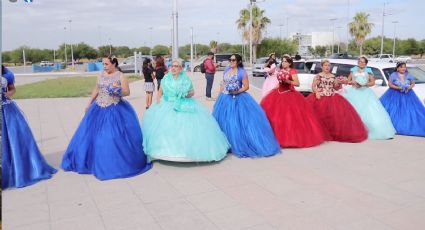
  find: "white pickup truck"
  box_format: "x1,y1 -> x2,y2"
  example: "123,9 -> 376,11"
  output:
370,54 -> 395,63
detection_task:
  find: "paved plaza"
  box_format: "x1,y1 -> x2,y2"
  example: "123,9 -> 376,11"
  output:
3,72 -> 425,230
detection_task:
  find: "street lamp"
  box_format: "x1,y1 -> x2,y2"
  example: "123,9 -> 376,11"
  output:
329,18 -> 337,54
149,27 -> 153,57
392,21 -> 398,58
249,0 -> 265,66
190,27 -> 194,73
68,19 -> 75,69
108,37 -> 112,55
380,2 -> 390,56
172,0 -> 179,60
63,27 -> 68,66
278,24 -> 284,40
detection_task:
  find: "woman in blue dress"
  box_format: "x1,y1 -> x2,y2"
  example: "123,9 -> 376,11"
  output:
213,54 -> 281,157
142,60 -> 229,162
343,57 -> 396,139
380,62 -> 425,136
2,65 -> 57,189
61,55 -> 151,180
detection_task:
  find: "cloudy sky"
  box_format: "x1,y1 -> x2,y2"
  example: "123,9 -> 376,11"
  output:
2,0 -> 424,51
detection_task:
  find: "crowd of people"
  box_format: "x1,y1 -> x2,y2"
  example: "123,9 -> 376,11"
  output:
2,53 -> 425,189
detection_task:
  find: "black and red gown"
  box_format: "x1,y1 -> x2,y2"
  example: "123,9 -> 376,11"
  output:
260,68 -> 326,148
306,74 -> 368,142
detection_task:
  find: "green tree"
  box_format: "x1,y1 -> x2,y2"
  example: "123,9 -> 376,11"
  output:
236,4 -> 271,62
349,12 -> 374,55
98,45 -> 115,56
152,45 -> 169,56
257,38 -> 297,58
72,43 -> 98,60
133,46 -> 151,56
114,46 -> 133,58
209,40 -> 218,53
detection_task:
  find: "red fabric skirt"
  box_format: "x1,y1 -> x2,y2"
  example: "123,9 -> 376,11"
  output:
260,89 -> 326,148
306,93 -> 368,142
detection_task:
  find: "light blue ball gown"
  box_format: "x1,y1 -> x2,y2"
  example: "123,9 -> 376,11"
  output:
142,71 -> 229,162
343,67 -> 396,139
2,67 -> 57,189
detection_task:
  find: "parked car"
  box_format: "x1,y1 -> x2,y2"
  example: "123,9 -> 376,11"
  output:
119,55 -> 152,73
370,54 -> 395,63
395,56 -> 412,63
253,58 -> 308,78
300,59 -> 425,104
327,53 -> 357,59
193,53 -> 234,72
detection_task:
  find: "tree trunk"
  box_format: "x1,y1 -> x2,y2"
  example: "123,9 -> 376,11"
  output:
253,44 -> 257,64
360,43 -> 363,56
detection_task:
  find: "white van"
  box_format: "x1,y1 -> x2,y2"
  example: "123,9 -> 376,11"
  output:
299,59 -> 425,105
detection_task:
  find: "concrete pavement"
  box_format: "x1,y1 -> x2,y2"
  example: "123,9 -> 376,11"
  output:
3,72 -> 425,230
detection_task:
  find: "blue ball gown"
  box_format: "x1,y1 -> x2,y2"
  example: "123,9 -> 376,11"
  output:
380,72 -> 425,137
2,67 -> 57,189
142,71 -> 229,162
343,67 -> 396,139
61,71 -> 151,180
213,66 -> 281,157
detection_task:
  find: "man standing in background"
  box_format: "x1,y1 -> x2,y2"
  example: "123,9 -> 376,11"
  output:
205,52 -> 218,101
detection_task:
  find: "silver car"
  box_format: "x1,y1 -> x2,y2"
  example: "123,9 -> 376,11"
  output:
119,55 -> 152,73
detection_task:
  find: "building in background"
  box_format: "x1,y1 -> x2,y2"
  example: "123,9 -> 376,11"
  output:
291,32 -> 340,56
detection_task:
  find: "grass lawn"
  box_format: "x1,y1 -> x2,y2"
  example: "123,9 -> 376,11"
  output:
14,75 -> 141,99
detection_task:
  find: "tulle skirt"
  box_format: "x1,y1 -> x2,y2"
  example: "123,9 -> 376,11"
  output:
261,89 -> 326,148
343,87 -> 396,139
306,94 -> 368,142
262,75 -> 279,98
213,92 -> 281,157
380,88 -> 425,137
2,102 -> 57,189
61,100 -> 152,180
142,98 -> 229,162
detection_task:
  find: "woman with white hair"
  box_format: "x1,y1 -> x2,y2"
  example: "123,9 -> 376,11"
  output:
142,60 -> 229,162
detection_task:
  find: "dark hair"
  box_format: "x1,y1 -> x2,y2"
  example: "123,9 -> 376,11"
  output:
207,51 -> 214,56
280,55 -> 294,68
359,56 -> 368,64
143,58 -> 152,70
103,54 -> 121,72
155,56 -> 165,69
396,61 -> 406,71
1,65 -> 5,75
232,54 -> 244,68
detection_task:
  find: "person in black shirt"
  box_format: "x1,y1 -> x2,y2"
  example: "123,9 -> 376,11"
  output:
154,55 -> 168,90
143,58 -> 155,109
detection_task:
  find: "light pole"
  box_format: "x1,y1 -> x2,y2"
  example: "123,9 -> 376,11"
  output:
346,0 -> 350,52
392,21 -> 398,58
108,37 -> 112,55
190,27 -> 194,73
216,32 -> 220,53
380,2 -> 389,56
63,27 -> 68,66
68,19 -> 75,69
172,0 -> 179,60
249,0 -> 254,66
278,24 -> 284,40
149,27 -> 153,57
329,18 -> 337,54
336,26 -> 343,53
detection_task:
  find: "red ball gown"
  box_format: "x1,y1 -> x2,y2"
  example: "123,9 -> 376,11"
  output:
260,68 -> 326,148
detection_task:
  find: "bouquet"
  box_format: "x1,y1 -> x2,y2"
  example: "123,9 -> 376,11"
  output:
107,81 -> 122,97
393,79 -> 410,93
277,70 -> 291,84
225,79 -> 240,98
336,75 -> 349,84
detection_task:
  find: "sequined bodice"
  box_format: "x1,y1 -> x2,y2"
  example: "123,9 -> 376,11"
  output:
353,71 -> 369,86
316,74 -> 337,96
96,71 -> 121,107
222,71 -> 242,94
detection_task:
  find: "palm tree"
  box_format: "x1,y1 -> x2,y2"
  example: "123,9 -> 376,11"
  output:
236,4 -> 271,62
209,40 -> 218,53
349,12 -> 374,56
